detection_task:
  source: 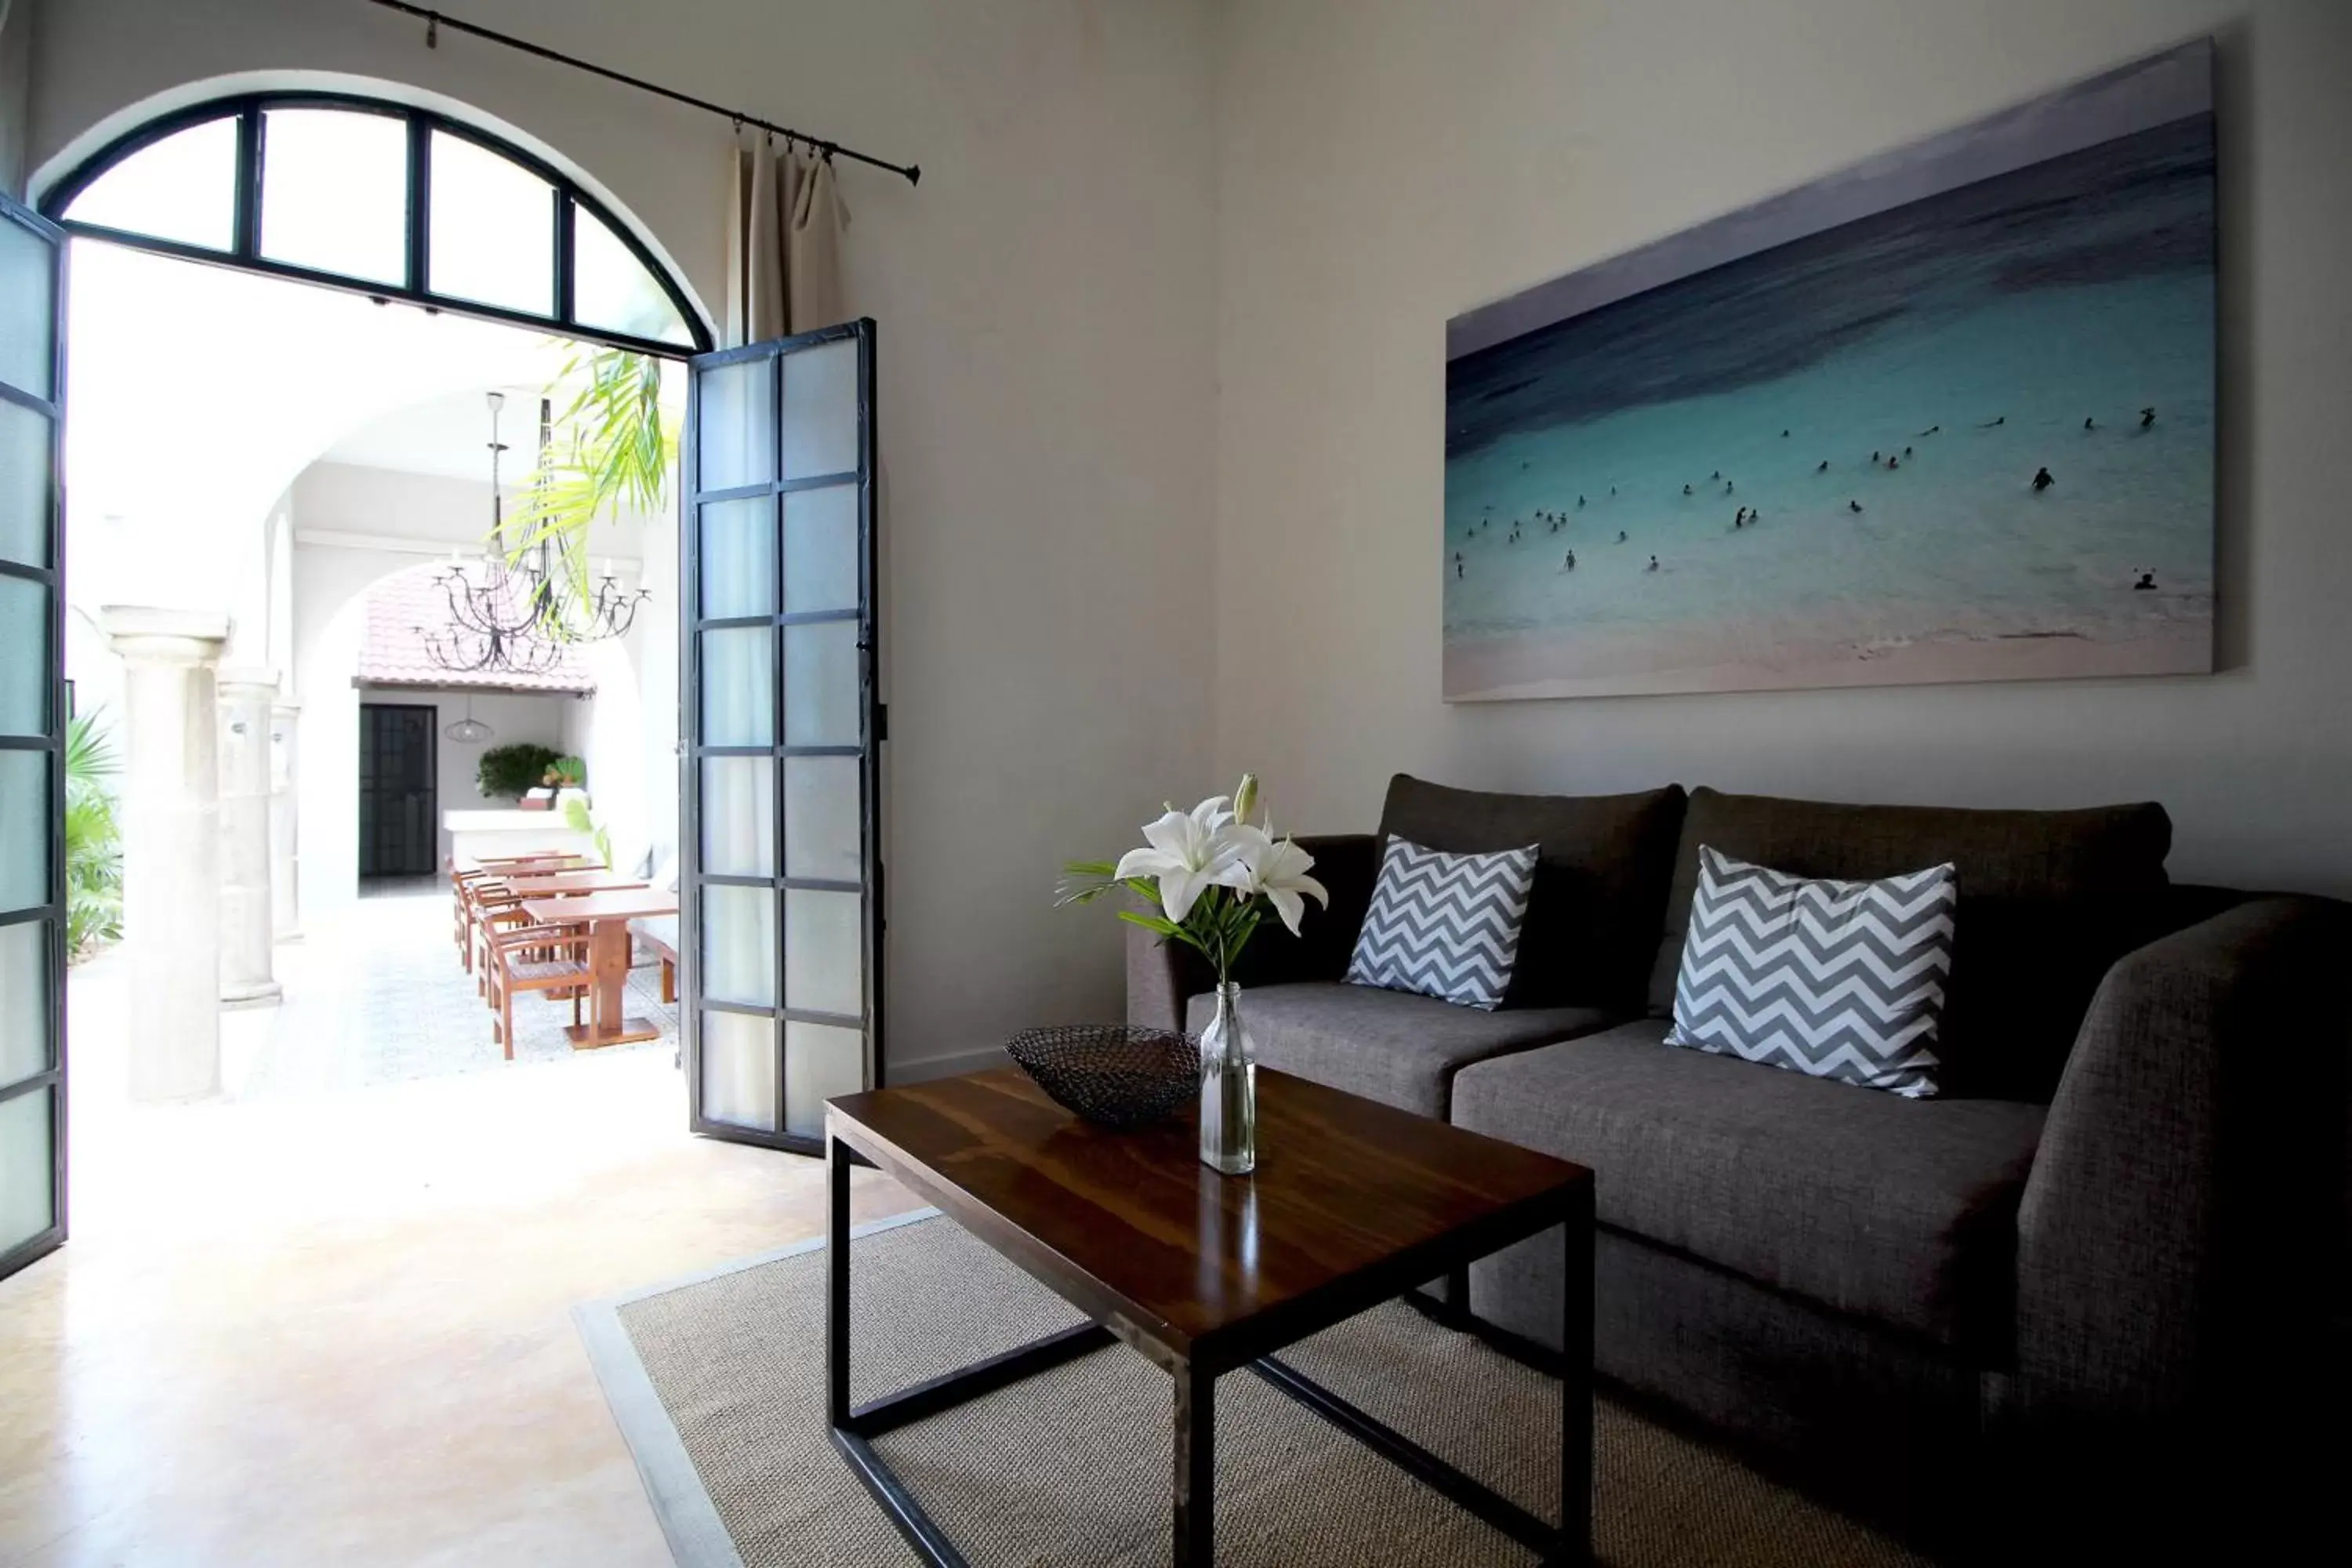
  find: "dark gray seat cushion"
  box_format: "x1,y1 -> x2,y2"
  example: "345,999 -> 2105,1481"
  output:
1452,1020 -> 2046,1349
1183,982 -> 1616,1120
1647,788 -> 2175,1099
1380,775 -> 1686,1011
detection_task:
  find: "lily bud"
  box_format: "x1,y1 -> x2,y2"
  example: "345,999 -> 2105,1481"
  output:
1234,772 -> 1259,826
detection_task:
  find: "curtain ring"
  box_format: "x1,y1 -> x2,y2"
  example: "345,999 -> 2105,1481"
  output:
426,15 -> 439,49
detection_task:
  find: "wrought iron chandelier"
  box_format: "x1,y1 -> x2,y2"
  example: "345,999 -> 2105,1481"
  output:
416,392 -> 650,673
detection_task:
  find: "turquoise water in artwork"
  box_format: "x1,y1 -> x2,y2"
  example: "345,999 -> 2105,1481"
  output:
1443,116 -> 2215,691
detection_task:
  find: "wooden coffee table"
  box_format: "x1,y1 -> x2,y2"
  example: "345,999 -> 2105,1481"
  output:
826,1065 -> 1595,1566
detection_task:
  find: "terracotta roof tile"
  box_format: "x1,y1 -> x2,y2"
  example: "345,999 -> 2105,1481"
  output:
358,565 -> 597,694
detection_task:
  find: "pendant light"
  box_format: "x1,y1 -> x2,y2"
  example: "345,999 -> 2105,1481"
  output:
444,692 -> 495,744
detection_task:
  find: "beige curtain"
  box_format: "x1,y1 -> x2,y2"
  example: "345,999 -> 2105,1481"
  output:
724,132 -> 848,345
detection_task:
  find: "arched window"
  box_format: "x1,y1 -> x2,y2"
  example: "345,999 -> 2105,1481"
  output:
42,93 -> 710,356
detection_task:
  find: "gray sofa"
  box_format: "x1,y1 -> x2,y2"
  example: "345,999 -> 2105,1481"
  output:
1129,775 -> 2349,1544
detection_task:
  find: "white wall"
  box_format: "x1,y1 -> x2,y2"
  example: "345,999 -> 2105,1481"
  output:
29,1 -> 1221,1073
1211,0 -> 2352,898
356,684 -> 574,870
0,0 -> 31,198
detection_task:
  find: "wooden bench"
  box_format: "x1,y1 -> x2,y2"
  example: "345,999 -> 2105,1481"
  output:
636,920 -> 678,1004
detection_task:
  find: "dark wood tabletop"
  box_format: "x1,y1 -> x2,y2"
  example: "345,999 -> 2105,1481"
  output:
826,1065 -> 1590,1368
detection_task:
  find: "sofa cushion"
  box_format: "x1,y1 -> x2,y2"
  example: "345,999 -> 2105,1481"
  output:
1184,981 -> 1616,1120
1346,837 -> 1539,1010
1452,1020 -> 2046,1350
1646,789 -> 2173,1100
1380,775 -> 1686,1011
1666,848 -> 1956,1098
635,913 -> 679,956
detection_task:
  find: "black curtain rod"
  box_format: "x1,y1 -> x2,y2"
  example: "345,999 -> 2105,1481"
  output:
363,0 -> 921,184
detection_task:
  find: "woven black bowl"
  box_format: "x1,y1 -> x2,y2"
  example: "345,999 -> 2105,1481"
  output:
1004,1025 -> 1201,1131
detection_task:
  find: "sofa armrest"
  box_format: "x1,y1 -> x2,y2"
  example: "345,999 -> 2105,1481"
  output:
2013,896 -> 2349,1418
1124,833 -> 1381,1031
1127,916 -> 1212,1033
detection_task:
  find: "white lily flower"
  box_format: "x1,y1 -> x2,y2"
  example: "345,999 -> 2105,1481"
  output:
1114,795 -> 1240,924
1214,822 -> 1329,937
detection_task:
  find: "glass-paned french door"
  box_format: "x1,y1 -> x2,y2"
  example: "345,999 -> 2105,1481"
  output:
0,193 -> 67,1281
684,321 -> 880,1152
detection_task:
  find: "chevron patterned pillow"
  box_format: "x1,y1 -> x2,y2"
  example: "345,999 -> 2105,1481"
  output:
1665,846 -> 1957,1098
1345,837 -> 1539,1011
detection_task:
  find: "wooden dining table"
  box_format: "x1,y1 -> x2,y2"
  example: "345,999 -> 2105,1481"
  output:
499,870 -> 649,898
474,852 -> 593,870
521,887 -> 681,1048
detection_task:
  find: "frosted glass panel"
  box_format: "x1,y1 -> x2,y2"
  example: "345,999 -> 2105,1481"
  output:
260,108 -> 407,285
783,1022 -> 866,1140
786,889 -> 862,1018
698,497 -> 775,620
61,116 -> 237,252
699,627 -> 774,747
0,215 -> 55,399
0,752 -> 45,913
0,578 -> 45,737
701,884 -> 776,1008
782,485 -> 858,615
573,204 -> 694,346
429,130 -> 555,314
699,757 -> 774,878
0,920 -> 49,1085
0,399 -> 53,568
781,339 -> 857,479
700,1012 -> 775,1132
783,621 -> 858,746
697,358 -> 774,491
782,757 -> 859,881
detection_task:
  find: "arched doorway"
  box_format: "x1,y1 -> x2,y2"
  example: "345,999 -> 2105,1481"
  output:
2,79 -> 711,1283
5,76 -> 883,1294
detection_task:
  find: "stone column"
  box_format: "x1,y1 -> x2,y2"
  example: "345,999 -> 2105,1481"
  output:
216,669 -> 281,1007
99,607 -> 230,1102
269,700 -> 301,942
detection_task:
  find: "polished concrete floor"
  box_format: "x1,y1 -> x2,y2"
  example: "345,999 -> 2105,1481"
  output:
0,897 -> 913,1567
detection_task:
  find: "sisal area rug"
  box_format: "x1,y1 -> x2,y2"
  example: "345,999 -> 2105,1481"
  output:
576,1212 -> 1932,1568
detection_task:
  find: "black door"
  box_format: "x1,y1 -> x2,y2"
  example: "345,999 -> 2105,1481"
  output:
0,192 -> 67,1283
683,320 -> 882,1152
358,703 -> 437,877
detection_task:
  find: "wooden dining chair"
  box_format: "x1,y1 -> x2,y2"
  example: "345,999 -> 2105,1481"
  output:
481,916 -> 591,1060
463,877 -> 514,985
452,868 -> 496,972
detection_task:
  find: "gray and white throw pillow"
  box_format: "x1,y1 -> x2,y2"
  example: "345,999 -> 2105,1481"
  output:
1345,836 -> 1538,1011
1665,845 -> 1956,1098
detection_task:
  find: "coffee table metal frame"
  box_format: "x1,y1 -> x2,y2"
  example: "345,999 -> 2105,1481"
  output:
826,1119 -> 1595,1567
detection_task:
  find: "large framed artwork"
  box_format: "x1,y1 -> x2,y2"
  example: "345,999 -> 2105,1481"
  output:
1443,41 -> 2215,701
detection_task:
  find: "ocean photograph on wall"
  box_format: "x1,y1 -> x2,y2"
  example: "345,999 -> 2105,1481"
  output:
1443,40 -> 2216,701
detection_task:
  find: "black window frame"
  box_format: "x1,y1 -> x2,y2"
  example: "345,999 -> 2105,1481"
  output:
38,91 -> 711,360
0,191 -> 69,1283
682,319 -> 884,1153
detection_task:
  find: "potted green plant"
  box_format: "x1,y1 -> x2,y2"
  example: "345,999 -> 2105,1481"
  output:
546,755 -> 590,814
477,742 -> 562,803
64,707 -> 124,960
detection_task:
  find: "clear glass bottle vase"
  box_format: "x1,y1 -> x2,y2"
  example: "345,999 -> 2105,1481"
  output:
1198,981 -> 1258,1174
